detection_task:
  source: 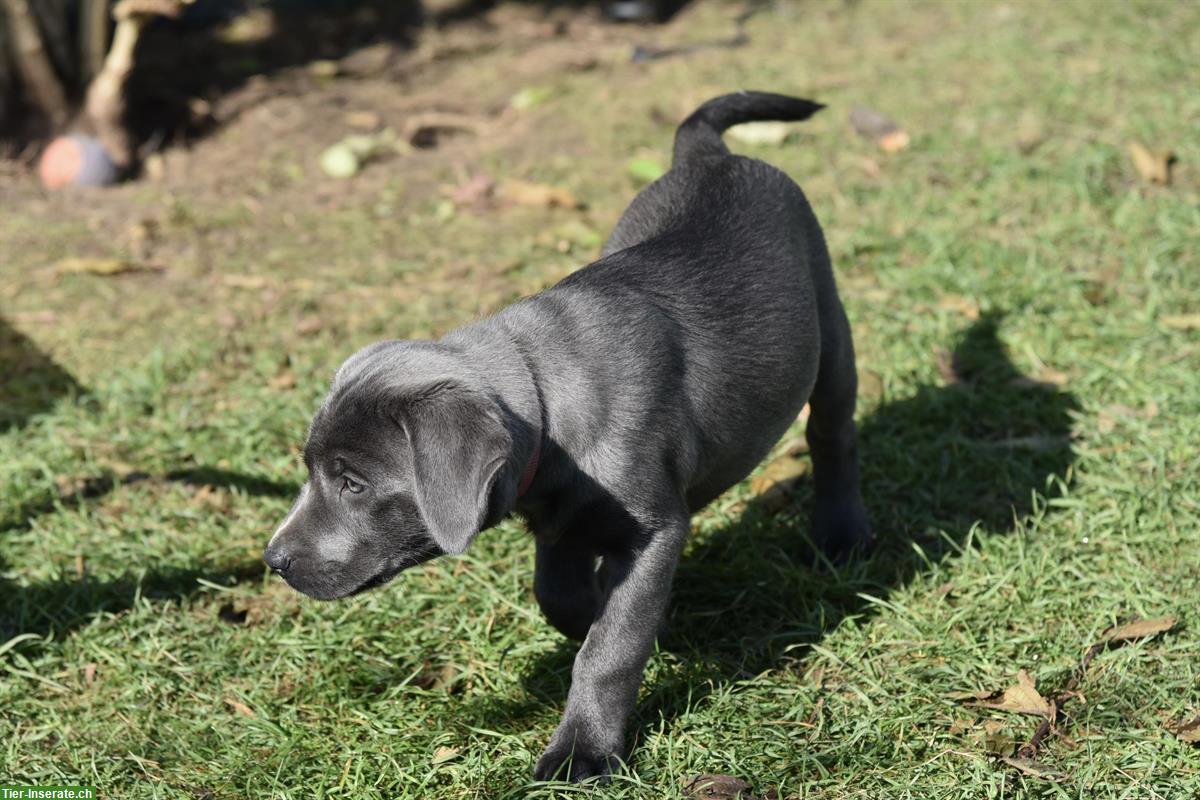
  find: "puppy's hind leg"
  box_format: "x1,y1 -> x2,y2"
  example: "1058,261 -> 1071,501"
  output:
534,537 -> 601,641
806,295 -> 873,561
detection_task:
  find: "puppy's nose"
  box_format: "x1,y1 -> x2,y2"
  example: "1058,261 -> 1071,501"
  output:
263,544 -> 293,574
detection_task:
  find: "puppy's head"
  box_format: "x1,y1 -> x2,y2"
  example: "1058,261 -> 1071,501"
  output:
264,341 -> 518,600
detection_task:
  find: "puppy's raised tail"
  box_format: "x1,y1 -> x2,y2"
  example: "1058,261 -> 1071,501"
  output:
673,91 -> 824,166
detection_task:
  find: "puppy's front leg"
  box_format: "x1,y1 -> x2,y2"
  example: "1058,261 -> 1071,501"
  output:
533,508 -> 688,782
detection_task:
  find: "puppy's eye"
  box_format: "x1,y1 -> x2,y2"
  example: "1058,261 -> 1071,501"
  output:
342,476 -> 366,495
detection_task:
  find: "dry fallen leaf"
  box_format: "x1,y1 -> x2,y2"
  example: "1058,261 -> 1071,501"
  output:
1127,141 -> 1174,185
948,717 -> 974,735
83,662 -> 97,688
269,369 -> 297,391
431,746 -> 460,764
1102,616 -> 1176,642
9,310 -> 58,324
498,179 -> 581,209
295,315 -> 323,336
1161,313 -> 1200,331
1010,366 -> 1069,390
222,274 -> 270,290
54,257 -> 152,276
937,293 -> 981,320
779,436 -> 809,457
858,370 -> 884,404
223,698 -> 255,717
978,719 -> 1015,755
963,669 -> 1054,719
1170,715 -> 1200,744
344,110 -> 382,130
1038,367 -> 1069,386
750,455 -> 809,512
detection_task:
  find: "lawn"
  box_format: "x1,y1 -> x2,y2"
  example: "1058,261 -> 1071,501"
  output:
1,0 -> 1198,797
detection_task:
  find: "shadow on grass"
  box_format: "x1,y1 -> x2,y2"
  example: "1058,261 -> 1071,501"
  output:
464,312 -> 1079,739
118,0 -> 693,151
0,466 -> 295,640
0,317 -> 83,431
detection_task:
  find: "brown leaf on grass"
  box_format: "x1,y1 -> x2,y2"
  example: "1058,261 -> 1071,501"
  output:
269,369 -> 297,391
1009,366 -> 1069,390
431,746 -> 460,764
1127,141 -> 1174,185
295,315 -> 323,336
859,156 -> 883,178
858,370 -> 884,404
222,274 -> 270,290
978,719 -> 1015,755
962,670 -> 1054,719
190,484 -> 231,513
1170,715 -> 1200,743
344,110 -> 382,130
683,774 -> 763,800
1102,616 -> 1176,643
219,582 -> 301,628
1039,367 -> 1069,386
498,179 -> 581,209
1000,756 -> 1066,781
948,717 -> 974,735
1016,131 -> 1047,156
412,661 -> 461,692
1161,313 -> 1200,331
750,455 -> 810,512
223,698 -> 255,717
9,310 -> 58,324
54,257 -> 156,276
935,293 -> 981,320
779,436 -> 809,457
83,662 -> 97,688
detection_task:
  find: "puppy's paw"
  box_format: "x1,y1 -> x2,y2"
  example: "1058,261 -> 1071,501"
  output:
811,494 -> 874,563
533,729 -> 622,783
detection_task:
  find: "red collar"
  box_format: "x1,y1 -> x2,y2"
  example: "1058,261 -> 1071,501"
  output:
517,437 -> 540,497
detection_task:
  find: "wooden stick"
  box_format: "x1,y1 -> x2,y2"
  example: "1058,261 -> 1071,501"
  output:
84,0 -> 186,167
81,0 -> 112,85
1,0 -> 71,128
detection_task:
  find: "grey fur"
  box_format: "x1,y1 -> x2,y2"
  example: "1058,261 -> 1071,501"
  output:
265,91 -> 872,781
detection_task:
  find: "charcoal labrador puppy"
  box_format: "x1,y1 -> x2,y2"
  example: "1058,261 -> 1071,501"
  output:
265,91 -> 872,781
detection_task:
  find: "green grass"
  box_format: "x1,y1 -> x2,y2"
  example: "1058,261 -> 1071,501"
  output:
2,0 -> 1199,797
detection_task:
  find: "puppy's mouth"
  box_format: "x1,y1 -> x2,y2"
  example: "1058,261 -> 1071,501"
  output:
346,566 -> 401,597
277,561 -> 402,601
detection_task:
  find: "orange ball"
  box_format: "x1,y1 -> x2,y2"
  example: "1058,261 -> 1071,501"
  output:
38,135 -> 117,189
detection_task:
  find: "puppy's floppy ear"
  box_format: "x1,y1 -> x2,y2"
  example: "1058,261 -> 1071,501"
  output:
398,381 -> 513,555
